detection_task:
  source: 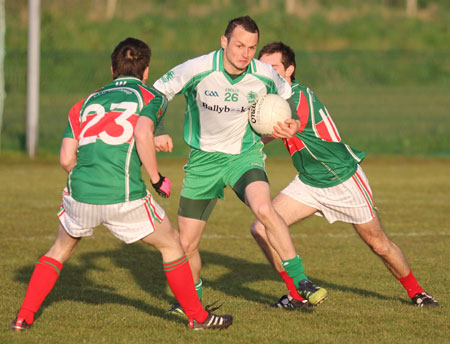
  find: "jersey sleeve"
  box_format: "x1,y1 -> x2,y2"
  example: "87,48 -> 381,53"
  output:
254,60 -> 293,99
153,59 -> 197,101
62,99 -> 85,140
139,92 -> 168,131
272,69 -> 292,100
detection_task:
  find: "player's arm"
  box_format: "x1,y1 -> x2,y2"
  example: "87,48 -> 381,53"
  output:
60,99 -> 84,173
135,116 -> 171,198
60,137 -> 78,173
154,117 -> 173,152
135,116 -> 161,184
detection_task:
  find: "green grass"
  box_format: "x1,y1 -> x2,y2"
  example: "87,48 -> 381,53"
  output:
0,156 -> 449,343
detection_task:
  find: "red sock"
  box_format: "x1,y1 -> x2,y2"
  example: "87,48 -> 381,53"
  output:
18,256 -> 63,324
397,269 -> 424,298
279,271 -> 305,301
163,255 -> 208,323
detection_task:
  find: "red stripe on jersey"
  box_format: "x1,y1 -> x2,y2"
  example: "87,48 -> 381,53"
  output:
139,85 -> 155,106
297,90 -> 309,133
284,136 -> 306,155
316,121 -> 333,141
68,99 -> 86,139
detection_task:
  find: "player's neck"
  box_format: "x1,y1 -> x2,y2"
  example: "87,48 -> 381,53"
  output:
222,54 -> 246,76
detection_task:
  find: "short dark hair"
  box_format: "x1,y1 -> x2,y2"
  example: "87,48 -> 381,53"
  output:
224,16 -> 260,41
111,38 -> 151,79
258,41 -> 296,81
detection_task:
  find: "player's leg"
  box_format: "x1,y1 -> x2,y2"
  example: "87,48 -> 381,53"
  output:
107,195 -> 232,329
11,222 -> 81,332
175,149 -> 225,305
140,216 -> 207,323
244,180 -> 327,305
347,166 -> 438,306
251,192 -> 317,272
251,192 -> 318,308
179,197 -> 216,284
353,217 -> 410,278
353,217 -> 438,306
141,210 -> 231,328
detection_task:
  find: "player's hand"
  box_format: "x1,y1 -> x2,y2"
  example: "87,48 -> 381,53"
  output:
272,119 -> 300,139
152,173 -> 171,198
154,135 -> 173,152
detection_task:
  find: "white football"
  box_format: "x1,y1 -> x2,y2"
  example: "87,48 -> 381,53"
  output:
248,94 -> 291,136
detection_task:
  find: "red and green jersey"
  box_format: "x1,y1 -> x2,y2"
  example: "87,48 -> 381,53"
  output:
63,76 -> 167,204
283,81 -> 366,187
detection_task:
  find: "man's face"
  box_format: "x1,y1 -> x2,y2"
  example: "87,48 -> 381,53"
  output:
259,52 -> 289,82
221,25 -> 258,75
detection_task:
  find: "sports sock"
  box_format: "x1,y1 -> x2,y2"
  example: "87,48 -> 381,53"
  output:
282,255 -> 308,289
195,279 -> 203,301
163,255 -> 208,323
279,271 -> 305,301
397,269 -> 424,298
18,256 -> 63,324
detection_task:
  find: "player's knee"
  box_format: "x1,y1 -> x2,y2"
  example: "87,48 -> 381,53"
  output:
168,227 -> 180,242
180,236 -> 197,256
250,220 -> 265,239
370,240 -> 391,257
252,202 -> 275,224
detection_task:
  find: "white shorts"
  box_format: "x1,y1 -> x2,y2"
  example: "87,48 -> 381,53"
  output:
57,189 -> 166,244
281,165 -> 377,224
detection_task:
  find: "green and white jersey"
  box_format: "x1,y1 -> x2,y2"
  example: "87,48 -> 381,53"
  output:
284,81 -> 366,188
63,77 -> 167,204
153,49 -> 292,154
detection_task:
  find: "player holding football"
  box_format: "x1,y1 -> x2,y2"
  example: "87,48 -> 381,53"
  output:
252,41 -> 439,308
153,16 -> 328,314
10,38 -> 233,332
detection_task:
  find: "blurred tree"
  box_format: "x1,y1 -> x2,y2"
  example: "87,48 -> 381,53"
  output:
106,0 -> 117,19
406,0 -> 418,15
286,0 -> 296,14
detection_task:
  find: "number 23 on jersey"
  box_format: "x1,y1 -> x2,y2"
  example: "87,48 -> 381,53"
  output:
78,101 -> 138,146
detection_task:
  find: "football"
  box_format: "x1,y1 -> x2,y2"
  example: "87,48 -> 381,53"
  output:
248,94 -> 291,136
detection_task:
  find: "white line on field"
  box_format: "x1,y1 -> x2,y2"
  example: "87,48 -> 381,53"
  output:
202,231 -> 450,239
8,232 -> 449,241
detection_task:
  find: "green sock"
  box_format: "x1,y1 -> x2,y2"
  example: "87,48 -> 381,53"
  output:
282,255 -> 308,288
195,279 -> 203,301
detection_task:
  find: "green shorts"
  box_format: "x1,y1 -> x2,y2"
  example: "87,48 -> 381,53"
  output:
179,143 -> 268,220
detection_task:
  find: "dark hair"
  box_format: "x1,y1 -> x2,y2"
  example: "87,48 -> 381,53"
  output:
111,37 -> 151,79
258,41 -> 296,81
224,16 -> 260,41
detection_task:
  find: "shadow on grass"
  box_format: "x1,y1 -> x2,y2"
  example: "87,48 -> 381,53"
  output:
13,244 -> 186,327
193,251 -> 407,306
13,243 -> 406,326
305,276 -> 409,305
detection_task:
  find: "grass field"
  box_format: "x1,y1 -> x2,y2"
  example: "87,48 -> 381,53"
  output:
0,156 -> 449,343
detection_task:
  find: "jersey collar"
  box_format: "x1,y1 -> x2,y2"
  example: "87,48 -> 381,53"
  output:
113,76 -> 143,84
215,49 -> 256,85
